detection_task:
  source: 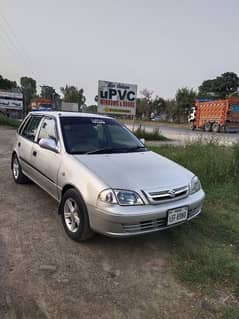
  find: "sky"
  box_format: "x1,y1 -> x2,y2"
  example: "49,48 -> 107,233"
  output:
0,0 -> 239,104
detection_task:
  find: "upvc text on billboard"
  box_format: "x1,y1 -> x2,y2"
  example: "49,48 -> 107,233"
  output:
98,80 -> 137,115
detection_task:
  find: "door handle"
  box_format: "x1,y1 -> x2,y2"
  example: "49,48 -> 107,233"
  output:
32,150 -> 37,157
18,142 -> 21,147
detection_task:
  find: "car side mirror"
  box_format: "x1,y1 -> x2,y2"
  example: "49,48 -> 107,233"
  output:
140,138 -> 145,145
39,138 -> 59,153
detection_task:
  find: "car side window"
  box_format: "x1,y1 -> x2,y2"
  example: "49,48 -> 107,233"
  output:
18,115 -> 31,135
38,117 -> 57,142
21,116 -> 42,141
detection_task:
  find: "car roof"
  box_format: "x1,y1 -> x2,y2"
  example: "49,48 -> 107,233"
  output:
30,111 -> 113,119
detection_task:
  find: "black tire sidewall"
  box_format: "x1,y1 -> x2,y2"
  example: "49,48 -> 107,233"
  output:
59,189 -> 92,241
190,122 -> 195,130
212,123 -> 219,133
220,125 -> 227,133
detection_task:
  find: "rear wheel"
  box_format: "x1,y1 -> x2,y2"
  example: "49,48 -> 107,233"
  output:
59,188 -> 94,242
220,124 -> 228,133
204,122 -> 212,132
189,121 -> 196,130
12,154 -> 29,184
212,122 -> 220,133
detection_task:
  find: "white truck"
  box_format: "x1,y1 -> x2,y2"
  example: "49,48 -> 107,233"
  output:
61,102 -> 78,112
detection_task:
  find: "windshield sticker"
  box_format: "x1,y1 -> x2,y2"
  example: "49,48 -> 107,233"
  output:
91,119 -> 106,124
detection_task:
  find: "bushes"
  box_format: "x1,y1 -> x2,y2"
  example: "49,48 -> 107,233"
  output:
151,142 -> 239,187
0,115 -> 20,128
134,126 -> 169,141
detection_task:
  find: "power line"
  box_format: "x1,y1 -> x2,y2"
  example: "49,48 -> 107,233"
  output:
0,12 -> 35,67
0,11 -> 39,80
0,21 -> 30,72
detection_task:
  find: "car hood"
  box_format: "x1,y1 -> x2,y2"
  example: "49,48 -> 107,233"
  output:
73,151 -> 194,191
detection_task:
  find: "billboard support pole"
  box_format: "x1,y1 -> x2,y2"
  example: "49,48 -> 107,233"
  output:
132,115 -> 135,132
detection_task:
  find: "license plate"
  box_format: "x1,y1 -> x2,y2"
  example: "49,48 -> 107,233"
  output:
167,206 -> 188,226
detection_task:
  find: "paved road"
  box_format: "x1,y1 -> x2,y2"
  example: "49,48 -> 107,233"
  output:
128,123 -> 239,145
0,126 -> 223,319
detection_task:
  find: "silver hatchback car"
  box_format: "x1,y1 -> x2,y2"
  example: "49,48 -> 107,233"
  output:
12,112 -> 205,241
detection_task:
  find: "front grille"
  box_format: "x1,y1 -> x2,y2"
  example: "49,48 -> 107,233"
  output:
144,185 -> 189,204
122,218 -> 166,233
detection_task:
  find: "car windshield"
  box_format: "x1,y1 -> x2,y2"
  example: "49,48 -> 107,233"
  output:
60,116 -> 147,154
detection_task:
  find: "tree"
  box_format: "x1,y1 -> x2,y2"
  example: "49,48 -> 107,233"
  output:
175,87 -> 197,122
86,104 -> 97,114
198,79 -> 215,98
164,99 -> 177,122
40,85 -> 56,100
198,72 -> 239,99
136,98 -> 147,118
20,76 -> 37,112
40,85 -> 61,109
136,90 -> 166,119
151,96 -> 166,115
138,89 -> 154,119
0,74 -> 17,90
60,85 -> 86,111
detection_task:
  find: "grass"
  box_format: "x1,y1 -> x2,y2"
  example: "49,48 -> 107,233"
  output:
223,308 -> 239,319
134,126 -> 169,141
123,118 -> 189,129
0,115 -> 20,128
150,142 -> 239,299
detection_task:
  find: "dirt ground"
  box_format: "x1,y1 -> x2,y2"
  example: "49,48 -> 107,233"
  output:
0,126 -> 227,319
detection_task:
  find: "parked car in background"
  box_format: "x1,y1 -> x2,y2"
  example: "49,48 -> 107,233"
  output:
151,115 -> 161,121
11,112 -> 205,241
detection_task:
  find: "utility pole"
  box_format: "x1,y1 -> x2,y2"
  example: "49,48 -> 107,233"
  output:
22,87 -> 27,118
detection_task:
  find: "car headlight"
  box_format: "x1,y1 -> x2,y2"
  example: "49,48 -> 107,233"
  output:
98,189 -> 117,204
98,189 -> 144,206
190,176 -> 201,194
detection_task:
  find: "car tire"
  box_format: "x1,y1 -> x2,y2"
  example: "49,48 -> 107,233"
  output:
59,188 -> 94,242
12,154 -> 29,184
189,121 -> 196,130
220,124 -> 228,133
204,122 -> 212,132
212,122 -> 220,133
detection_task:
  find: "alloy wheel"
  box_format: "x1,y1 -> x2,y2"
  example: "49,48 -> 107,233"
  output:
13,157 -> 19,180
63,198 -> 81,233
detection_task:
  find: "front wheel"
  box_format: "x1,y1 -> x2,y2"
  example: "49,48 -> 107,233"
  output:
12,154 -> 29,184
59,189 -> 94,242
204,122 -> 212,132
189,121 -> 196,130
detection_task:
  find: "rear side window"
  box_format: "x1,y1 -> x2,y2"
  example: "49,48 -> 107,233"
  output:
21,116 -> 42,141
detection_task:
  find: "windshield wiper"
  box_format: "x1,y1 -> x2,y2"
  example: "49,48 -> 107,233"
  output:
86,147 -> 123,154
124,146 -> 147,152
86,146 -> 147,155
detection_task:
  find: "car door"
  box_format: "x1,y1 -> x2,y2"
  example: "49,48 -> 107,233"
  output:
17,115 -> 43,177
30,116 -> 61,200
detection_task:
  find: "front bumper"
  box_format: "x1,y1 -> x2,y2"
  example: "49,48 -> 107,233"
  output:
87,189 -> 205,237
